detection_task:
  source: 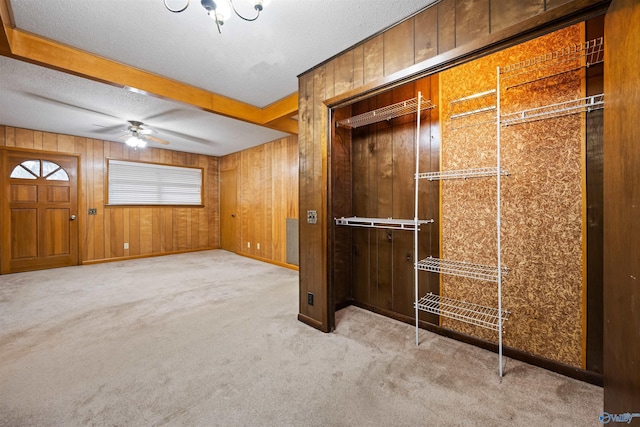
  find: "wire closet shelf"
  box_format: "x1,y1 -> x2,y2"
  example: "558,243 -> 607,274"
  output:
449,89 -> 497,130
416,256 -> 509,283
416,293 -> 510,331
335,217 -> 434,231
418,167 -> 509,181
500,36 -> 604,90
336,96 -> 436,129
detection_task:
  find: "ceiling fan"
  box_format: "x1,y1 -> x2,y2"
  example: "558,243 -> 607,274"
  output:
120,120 -> 170,148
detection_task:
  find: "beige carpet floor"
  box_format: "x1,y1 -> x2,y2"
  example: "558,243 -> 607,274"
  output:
0,250 -> 602,426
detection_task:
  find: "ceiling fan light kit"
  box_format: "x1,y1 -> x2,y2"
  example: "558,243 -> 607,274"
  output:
164,0 -> 269,33
125,135 -> 147,149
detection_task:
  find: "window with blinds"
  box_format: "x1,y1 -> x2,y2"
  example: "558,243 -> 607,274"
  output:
107,159 -> 203,206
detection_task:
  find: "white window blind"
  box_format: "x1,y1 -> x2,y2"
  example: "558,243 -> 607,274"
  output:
108,159 -> 203,206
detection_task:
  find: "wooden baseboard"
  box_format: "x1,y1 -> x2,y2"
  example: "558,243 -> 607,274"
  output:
233,252 -> 299,271
298,313 -> 324,331
346,301 -> 603,386
81,247 -> 218,265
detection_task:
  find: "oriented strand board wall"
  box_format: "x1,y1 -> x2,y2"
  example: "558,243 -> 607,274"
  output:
0,125 -> 219,263
298,0 -> 607,331
220,135 -> 298,267
439,24 -> 585,367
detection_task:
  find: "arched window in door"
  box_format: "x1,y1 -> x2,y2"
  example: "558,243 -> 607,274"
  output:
10,160 -> 69,181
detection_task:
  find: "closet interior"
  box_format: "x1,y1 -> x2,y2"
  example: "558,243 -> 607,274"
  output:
329,18 -> 604,376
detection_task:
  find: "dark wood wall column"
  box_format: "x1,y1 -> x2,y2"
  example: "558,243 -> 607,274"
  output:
603,0 -> 640,413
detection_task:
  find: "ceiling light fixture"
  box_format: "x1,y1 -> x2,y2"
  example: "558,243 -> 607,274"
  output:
125,132 -> 147,149
164,0 -> 269,34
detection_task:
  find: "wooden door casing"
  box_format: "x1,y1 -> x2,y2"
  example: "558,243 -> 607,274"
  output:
1,150 -> 79,273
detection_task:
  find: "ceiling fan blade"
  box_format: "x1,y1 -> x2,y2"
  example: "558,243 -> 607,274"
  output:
24,92 -> 122,120
152,126 -> 213,146
143,135 -> 170,145
92,124 -> 127,134
142,109 -> 186,122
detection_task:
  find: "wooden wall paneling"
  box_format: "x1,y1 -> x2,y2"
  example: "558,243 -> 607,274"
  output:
334,51 -> 355,97
163,211 -> 173,253
603,0 -> 640,413
437,0 -> 456,53
309,66 -> 327,325
91,139 -> 104,261
139,207 -> 153,255
490,0 -> 545,34
585,14 -> 604,374
264,142 -> 274,260
272,139 -> 285,262
15,128 -> 33,149
152,208 -> 162,253
415,6 -> 438,63
173,207 -> 188,251
363,35 -> 384,85
75,136 -> 88,262
352,45 -> 365,89
57,134 -> 75,154
374,89 -> 395,310
298,72 -> 313,318
390,83 -> 419,316
455,0 -> 490,48
546,0 -> 573,9
426,75 -> 441,314
383,19 -> 415,76
109,204 -> 124,258
240,149 -> 249,254
209,156 -> 219,249
351,119 -> 372,306
4,126 -> 16,147
33,131 -> 43,151
42,132 -> 57,152
416,76 -> 441,324
123,206 -> 130,256
0,125 -> 5,145
330,105 -> 353,308
288,137 -> 299,219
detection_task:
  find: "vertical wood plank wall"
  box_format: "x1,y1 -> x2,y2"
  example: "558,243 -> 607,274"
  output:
0,125 -> 219,264
603,0 -> 640,413
331,78 -> 441,325
298,0 -> 608,333
219,135 -> 299,268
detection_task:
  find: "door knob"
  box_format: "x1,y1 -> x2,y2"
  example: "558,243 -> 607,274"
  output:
70,215 -> 76,221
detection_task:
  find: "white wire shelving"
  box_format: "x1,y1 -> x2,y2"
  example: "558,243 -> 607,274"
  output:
449,89 -> 497,130
501,93 -> 604,126
336,96 -> 437,129
334,216 -> 434,231
416,293 -> 510,331
500,37 -> 604,90
417,167 -> 508,181
416,256 -> 508,283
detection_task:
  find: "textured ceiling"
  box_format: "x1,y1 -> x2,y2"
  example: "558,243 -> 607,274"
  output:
1,0 -> 439,156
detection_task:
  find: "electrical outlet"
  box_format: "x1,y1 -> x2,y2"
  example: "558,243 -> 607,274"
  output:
257,243 -> 260,250
88,208 -> 97,215
307,210 -> 317,224
247,242 -> 251,248
307,292 -> 314,306
124,242 -> 129,249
